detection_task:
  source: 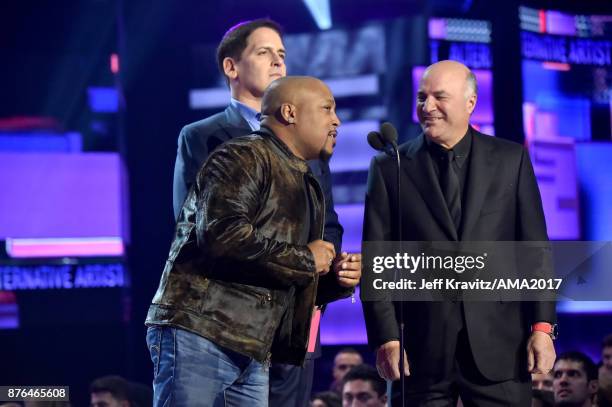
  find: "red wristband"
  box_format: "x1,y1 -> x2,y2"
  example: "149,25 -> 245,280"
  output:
532,322 -> 558,339
531,322 -> 552,334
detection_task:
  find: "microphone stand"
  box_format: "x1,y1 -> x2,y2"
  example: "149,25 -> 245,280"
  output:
368,126 -> 405,404
389,140 -> 405,406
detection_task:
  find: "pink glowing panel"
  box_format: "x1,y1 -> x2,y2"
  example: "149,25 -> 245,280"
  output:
546,11 -> 577,36
6,237 -> 124,258
428,18 -> 447,40
0,152 -> 128,241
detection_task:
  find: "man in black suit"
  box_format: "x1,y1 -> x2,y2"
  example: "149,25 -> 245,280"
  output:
172,19 -> 346,407
362,60 -> 557,406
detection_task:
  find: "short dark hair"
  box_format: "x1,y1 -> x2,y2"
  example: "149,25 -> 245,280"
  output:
342,364 -> 386,397
337,347 -> 361,355
89,375 -> 130,401
602,333 -> 612,349
216,19 -> 283,85
311,391 -> 342,407
555,351 -> 598,382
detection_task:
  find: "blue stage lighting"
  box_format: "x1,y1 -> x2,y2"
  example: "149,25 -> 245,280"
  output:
303,0 -> 332,30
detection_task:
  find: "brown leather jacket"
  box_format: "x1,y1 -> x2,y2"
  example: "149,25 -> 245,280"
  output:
146,128 -> 352,366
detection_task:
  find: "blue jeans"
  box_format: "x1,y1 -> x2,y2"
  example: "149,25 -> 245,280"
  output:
146,326 -> 269,407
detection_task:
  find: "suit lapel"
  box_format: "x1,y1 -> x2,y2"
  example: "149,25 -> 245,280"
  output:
220,104 -> 252,139
460,129 -> 499,239
403,135 -> 458,241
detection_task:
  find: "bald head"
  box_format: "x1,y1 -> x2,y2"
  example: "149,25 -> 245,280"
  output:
422,60 -> 477,99
260,75 -> 340,160
261,76 -> 328,119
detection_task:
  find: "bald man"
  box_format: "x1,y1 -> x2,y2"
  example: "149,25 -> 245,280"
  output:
362,60 -> 556,405
146,76 -> 361,406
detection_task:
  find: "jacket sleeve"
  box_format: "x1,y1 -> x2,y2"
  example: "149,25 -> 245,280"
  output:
173,125 -> 229,220
517,147 -> 557,324
196,143 -> 317,288
361,156 -> 401,349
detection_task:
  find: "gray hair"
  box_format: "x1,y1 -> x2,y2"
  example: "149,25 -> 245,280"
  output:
465,70 -> 478,99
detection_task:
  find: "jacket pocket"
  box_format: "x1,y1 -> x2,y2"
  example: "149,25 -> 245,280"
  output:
200,279 -> 280,344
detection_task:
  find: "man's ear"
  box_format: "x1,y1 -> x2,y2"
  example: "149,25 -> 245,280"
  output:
280,103 -> 297,124
466,93 -> 477,115
223,57 -> 238,80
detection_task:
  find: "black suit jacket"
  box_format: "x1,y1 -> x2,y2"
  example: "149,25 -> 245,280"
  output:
361,128 -> 556,382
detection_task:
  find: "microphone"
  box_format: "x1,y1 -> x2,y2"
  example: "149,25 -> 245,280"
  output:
367,131 -> 386,151
367,122 -> 399,155
380,122 -> 398,149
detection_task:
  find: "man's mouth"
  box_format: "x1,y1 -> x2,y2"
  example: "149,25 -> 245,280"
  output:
557,389 -> 571,397
328,131 -> 337,148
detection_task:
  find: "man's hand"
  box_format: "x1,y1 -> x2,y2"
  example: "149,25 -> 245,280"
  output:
333,252 -> 362,288
307,240 -> 336,275
527,331 -> 556,374
376,340 -> 410,381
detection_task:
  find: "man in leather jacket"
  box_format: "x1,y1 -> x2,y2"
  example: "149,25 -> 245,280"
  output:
145,76 -> 362,406
172,20 -> 344,406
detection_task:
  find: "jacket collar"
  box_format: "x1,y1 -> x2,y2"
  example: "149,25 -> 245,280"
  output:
401,135 -> 458,240
221,104 -> 252,135
401,126 -> 499,240
255,125 -> 311,173
459,127 -> 499,239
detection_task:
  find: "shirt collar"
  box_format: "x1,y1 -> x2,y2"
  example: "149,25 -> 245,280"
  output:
426,127 -> 472,168
230,98 -> 261,131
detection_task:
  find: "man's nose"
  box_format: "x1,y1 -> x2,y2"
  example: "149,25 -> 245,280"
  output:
423,97 -> 435,112
272,53 -> 283,67
333,112 -> 341,127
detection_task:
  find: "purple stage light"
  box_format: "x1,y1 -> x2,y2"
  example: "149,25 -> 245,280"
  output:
546,10 -> 577,36
529,139 -> 580,240
87,87 -> 119,113
0,131 -> 82,152
0,153 -> 128,251
428,18 -> 447,40
336,203 -> 364,253
329,121 -> 378,173
321,286 -> 367,345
